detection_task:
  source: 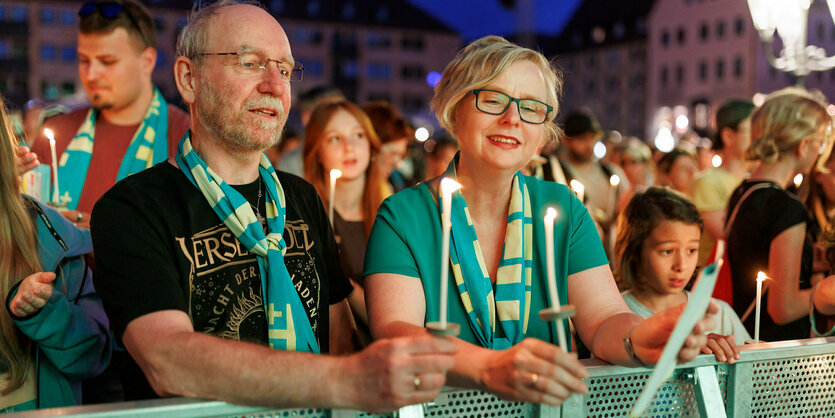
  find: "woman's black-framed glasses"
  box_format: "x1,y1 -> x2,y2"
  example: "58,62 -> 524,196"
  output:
199,51 -> 304,81
469,89 -> 552,125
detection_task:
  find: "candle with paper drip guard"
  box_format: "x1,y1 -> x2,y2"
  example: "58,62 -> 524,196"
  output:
328,169 -> 341,224
539,207 -> 574,353
44,128 -> 61,206
426,177 -> 462,337
569,179 -> 585,203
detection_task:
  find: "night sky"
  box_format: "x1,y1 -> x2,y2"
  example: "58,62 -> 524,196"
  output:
406,0 -> 584,41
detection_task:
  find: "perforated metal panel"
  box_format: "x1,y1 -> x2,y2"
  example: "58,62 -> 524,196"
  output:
581,366 -> 730,418
238,408 -> 328,417
358,390 -> 534,418
748,353 -> 835,417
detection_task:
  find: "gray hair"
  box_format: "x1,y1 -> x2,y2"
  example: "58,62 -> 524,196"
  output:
176,0 -> 263,61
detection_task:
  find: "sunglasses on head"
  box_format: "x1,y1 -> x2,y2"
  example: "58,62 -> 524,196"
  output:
78,1 -> 126,18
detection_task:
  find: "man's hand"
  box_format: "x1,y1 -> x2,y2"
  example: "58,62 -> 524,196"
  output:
479,338 -> 588,406
15,146 -> 39,176
701,333 -> 740,364
631,300 -> 719,364
342,335 -> 457,413
9,272 -> 55,317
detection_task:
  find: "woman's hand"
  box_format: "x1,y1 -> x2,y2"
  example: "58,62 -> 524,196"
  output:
9,272 -> 55,317
631,300 -> 719,364
701,333 -> 740,364
480,338 -> 588,406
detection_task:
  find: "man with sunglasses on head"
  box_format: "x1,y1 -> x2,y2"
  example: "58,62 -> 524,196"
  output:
31,0 -> 189,229
90,0 -> 456,412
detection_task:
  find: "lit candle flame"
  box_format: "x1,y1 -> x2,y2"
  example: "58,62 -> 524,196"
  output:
545,207 -> 557,223
440,177 -> 462,194
569,179 -> 585,202
330,169 -> 342,181
793,173 -> 803,188
609,174 -> 620,187
757,271 -> 767,282
44,128 -> 55,142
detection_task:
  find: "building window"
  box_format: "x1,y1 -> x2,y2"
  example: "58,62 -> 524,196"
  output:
735,17 -> 745,36
0,7 -> 5,21
715,58 -> 725,80
306,1 -> 320,17
676,64 -> 685,84
154,18 -> 165,32
375,6 -> 389,22
605,52 -> 620,67
400,64 -> 424,81
629,48 -> 645,63
366,62 -> 391,80
11,5 -> 26,22
699,22 -> 709,42
302,59 -> 323,77
341,60 -> 358,78
586,55 -> 597,69
61,46 -> 75,62
715,20 -> 725,39
661,30 -> 670,47
42,80 -> 58,100
39,8 -> 55,23
733,56 -> 743,78
0,42 -> 7,58
366,92 -> 391,102
366,32 -> 391,49
61,82 -> 75,95
155,50 -> 166,68
629,73 -> 645,89
677,27 -> 686,45
270,0 -> 284,13
606,76 -> 620,92
660,66 -> 668,88
342,3 -> 356,20
40,45 -> 56,61
585,79 -> 596,95
293,28 -> 322,46
401,36 -> 424,51
698,60 -> 708,81
60,9 -> 74,25
400,95 -> 424,112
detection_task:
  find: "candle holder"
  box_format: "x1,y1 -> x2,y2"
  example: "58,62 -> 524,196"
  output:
538,305 -> 576,322
47,201 -> 67,211
425,321 -> 460,337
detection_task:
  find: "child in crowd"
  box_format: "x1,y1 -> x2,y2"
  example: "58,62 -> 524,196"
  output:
616,187 -> 749,363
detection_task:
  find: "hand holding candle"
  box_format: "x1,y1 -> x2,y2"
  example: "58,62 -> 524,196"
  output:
426,177 -> 462,337
328,169 -> 342,224
44,128 -> 59,205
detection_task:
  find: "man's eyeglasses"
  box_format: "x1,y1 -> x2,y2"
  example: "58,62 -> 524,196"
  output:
199,51 -> 304,81
469,89 -> 553,125
78,2 -> 151,47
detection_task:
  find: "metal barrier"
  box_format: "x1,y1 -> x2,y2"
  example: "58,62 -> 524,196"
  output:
15,337 -> 835,418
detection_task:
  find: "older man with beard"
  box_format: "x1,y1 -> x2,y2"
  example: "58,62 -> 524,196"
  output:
90,1 -> 456,412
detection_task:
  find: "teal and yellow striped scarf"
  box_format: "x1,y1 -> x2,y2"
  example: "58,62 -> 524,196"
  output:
440,156 -> 533,349
57,87 -> 169,209
175,132 -> 319,353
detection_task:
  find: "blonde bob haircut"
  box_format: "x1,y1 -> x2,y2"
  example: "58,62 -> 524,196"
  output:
747,86 -> 833,164
430,36 -> 563,144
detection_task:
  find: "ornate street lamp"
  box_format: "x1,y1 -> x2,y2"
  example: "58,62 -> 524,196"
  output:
747,0 -> 835,84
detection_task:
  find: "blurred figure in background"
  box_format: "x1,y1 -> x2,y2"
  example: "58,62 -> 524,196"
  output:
363,101 -> 414,194
279,86 -> 345,177
424,134 -> 459,180
304,100 -> 389,346
691,99 -> 755,268
29,0 -> 189,228
726,87 -> 832,342
617,137 -> 655,211
656,148 -> 698,197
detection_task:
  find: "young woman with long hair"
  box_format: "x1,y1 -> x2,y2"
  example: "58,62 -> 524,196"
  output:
0,97 -> 111,411
302,100 -> 388,346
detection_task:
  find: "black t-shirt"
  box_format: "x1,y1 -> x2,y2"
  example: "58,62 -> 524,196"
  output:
333,211 -> 366,283
91,162 -> 352,399
726,180 -> 812,341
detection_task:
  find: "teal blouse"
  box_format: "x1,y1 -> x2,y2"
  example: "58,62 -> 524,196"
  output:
363,176 -> 609,347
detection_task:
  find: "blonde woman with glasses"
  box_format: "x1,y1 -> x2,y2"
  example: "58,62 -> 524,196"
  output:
364,36 -> 719,406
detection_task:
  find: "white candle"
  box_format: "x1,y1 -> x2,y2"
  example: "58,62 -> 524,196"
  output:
755,271 -> 766,343
328,169 -> 341,224
44,128 -> 59,204
544,207 -> 567,352
439,177 -> 462,328
569,179 -> 585,203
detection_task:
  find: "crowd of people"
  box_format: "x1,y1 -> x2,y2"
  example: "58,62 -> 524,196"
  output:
2,0 -> 835,413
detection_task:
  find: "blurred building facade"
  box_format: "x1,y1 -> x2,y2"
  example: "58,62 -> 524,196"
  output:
0,0 -> 460,122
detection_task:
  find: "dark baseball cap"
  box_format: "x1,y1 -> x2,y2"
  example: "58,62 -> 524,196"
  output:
563,111 -> 602,137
